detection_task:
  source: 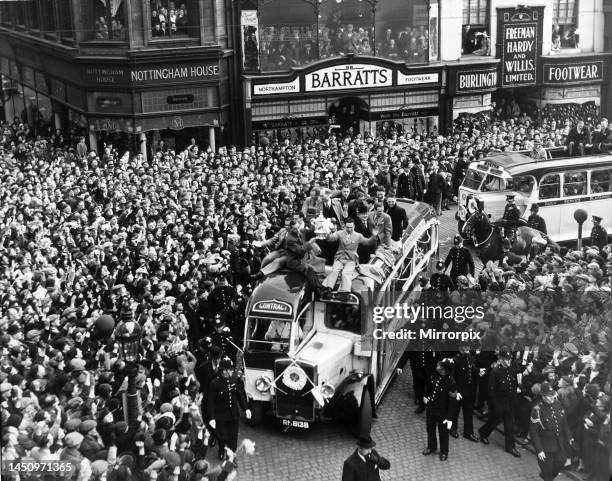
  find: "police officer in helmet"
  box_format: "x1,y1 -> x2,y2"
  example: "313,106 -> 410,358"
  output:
207,357 -> 251,460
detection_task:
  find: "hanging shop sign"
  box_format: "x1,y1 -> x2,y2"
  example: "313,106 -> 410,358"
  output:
543,60 -> 604,85
304,63 -> 393,92
497,7 -> 543,87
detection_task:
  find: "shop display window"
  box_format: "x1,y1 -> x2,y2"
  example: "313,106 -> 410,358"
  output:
150,0 -> 199,38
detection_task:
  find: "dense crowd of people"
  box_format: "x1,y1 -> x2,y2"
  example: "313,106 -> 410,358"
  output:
259,22 -> 428,70
151,1 -> 190,37
0,100 -> 610,480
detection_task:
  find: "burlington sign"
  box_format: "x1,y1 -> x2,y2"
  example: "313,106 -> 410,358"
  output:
304,64 -> 392,92
456,68 -> 498,92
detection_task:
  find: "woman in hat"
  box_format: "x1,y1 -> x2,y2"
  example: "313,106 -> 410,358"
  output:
341,434 -> 390,481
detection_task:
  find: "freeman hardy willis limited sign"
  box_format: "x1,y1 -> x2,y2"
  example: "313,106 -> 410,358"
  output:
497,7 -> 543,87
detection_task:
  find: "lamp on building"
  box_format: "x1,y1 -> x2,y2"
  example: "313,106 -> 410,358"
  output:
114,312 -> 142,428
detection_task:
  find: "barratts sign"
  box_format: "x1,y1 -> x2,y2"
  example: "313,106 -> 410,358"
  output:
304,64 -> 392,92
497,7 -> 543,87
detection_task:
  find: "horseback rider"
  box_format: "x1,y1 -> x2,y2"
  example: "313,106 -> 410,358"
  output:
501,194 -> 521,243
527,204 -> 547,234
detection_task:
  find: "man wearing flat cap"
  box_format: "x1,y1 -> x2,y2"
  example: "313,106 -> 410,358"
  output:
589,216 -> 608,250
341,434 -> 390,481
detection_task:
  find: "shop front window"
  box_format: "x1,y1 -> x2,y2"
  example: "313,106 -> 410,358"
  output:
462,0 -> 489,56
87,0 -> 126,41
150,0 -> 199,39
258,0 -> 429,72
552,0 -> 578,51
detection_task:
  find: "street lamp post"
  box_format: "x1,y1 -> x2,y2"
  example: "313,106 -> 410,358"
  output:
114,317 -> 142,429
574,208 -> 588,251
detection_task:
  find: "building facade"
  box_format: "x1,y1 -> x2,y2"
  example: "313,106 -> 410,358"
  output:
236,0 -> 611,145
604,0 -> 612,117
0,0 -> 238,156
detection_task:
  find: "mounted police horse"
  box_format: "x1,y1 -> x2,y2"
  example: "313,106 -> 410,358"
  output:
462,210 -> 560,263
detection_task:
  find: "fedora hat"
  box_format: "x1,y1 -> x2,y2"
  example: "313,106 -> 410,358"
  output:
357,434 -> 376,449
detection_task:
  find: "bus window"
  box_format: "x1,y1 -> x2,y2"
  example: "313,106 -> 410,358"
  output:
297,304 -> 314,342
563,171 -> 587,197
324,303 -> 362,334
509,175 -> 535,195
539,174 -> 560,200
590,168 -> 612,193
462,169 -> 485,190
245,317 -> 293,352
481,174 -> 507,192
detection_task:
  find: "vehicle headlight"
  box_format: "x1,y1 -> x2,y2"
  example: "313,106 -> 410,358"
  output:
255,376 -> 273,393
320,382 -> 335,399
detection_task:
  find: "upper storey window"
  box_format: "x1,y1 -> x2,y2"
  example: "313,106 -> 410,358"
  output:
255,0 -> 430,73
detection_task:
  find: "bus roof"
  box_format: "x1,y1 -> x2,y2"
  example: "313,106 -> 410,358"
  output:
246,271 -> 311,320
483,152 -> 535,171
396,199 -> 437,237
478,152 -> 612,176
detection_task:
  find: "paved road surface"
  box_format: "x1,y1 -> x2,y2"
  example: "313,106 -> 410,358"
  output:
235,368 -> 573,481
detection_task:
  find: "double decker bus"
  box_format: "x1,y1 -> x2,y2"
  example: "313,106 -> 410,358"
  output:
241,199 -> 439,435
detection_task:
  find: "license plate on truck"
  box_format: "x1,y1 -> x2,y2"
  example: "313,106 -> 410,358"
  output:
282,419 -> 309,429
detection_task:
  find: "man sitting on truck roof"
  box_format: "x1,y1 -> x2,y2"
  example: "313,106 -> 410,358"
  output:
283,218 -> 332,299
